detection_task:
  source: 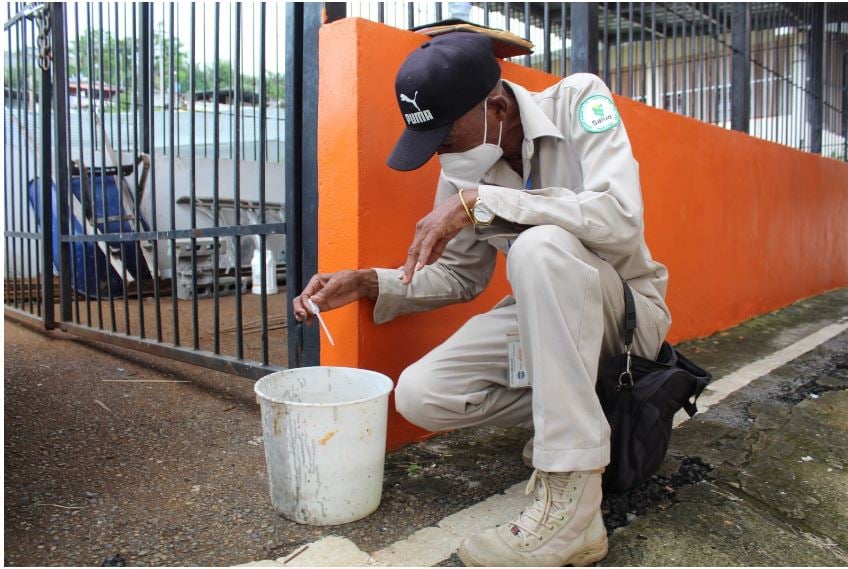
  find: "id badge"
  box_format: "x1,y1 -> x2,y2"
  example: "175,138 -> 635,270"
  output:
507,327 -> 530,389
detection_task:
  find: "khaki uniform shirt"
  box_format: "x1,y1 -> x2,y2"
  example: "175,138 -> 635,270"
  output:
373,73 -> 671,329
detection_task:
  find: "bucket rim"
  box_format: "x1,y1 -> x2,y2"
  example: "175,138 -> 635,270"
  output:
254,366 -> 394,408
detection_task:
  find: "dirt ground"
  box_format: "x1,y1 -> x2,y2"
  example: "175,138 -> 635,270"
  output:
3,319 -> 531,566
7,289 -> 846,566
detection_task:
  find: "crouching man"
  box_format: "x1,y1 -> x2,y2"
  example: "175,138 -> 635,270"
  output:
293,32 -> 671,567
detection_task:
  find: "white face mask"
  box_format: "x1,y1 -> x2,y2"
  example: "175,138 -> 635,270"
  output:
438,98 -> 503,186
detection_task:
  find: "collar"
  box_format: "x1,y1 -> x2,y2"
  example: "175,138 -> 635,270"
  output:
502,79 -> 564,142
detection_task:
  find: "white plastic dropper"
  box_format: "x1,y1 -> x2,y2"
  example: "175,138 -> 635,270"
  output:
306,298 -> 335,347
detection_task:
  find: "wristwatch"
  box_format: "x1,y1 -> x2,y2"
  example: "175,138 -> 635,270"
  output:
472,198 -> 495,225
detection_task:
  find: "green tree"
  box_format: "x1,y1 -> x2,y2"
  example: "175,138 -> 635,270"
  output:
66,25 -> 284,108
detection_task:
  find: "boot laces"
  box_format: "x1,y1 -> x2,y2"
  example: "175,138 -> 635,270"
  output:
508,470 -> 579,545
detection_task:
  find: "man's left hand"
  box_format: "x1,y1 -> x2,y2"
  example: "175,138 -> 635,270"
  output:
400,188 -> 478,285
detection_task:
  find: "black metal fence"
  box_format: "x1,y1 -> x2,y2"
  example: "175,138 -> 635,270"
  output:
5,2 -> 847,382
344,2 -> 848,161
4,2 -> 321,377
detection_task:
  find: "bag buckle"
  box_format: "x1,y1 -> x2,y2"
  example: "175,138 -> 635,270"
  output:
617,344 -> 634,391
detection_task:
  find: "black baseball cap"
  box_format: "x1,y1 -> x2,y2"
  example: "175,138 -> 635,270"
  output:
387,32 -> 501,172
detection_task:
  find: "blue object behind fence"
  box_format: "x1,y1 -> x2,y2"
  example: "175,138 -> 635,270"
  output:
27,175 -> 151,298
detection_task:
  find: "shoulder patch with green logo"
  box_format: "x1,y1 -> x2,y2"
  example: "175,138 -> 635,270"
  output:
577,95 -> 620,133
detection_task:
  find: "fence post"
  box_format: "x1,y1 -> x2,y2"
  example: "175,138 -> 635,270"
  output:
285,3 -> 322,368
730,3 -> 751,133
324,3 -> 346,23
807,4 -> 825,155
571,3 -> 599,75
140,3 -> 152,154
843,48 -> 847,161
51,3 -> 72,323
38,8 -> 55,329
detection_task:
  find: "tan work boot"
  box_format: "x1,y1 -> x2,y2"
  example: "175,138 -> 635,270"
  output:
458,469 -> 608,567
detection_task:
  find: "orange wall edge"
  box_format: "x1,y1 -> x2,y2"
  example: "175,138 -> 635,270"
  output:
317,18 -> 848,450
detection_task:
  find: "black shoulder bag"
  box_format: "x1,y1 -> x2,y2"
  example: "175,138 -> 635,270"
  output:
596,282 -> 712,494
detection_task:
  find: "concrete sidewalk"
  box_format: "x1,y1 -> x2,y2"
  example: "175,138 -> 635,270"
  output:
4,289 -> 847,566
240,288 -> 848,567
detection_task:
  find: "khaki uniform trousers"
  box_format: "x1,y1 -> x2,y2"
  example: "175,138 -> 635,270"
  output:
394,225 -> 670,473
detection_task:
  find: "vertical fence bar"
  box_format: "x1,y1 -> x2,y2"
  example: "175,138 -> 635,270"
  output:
23,14 -> 34,315
285,3 -> 320,368
167,3 -> 180,345
39,6 -> 55,328
802,4 -> 810,151
74,4 -> 90,325
682,3 -> 688,116
571,3 -> 599,74
843,48 -> 848,161
4,3 -> 11,309
259,3 -> 269,366
692,3 -> 699,118
324,4 -> 346,23
602,3 -> 610,84
639,2 -> 645,102
615,2 -> 621,92
523,3 -> 530,67
723,4 -> 729,126
709,2 -> 716,124
147,3 -> 162,341
132,4 -> 145,337
189,3 -> 199,349
782,6 -> 789,147
663,4 -> 670,111
628,2 -> 634,99
543,3 -> 551,73
731,3 -> 751,133
753,6 -> 760,140
560,3 -> 567,77
651,2 -> 657,106
213,4 -> 221,353
25,1 -> 32,312
115,2 -> 131,335
699,3 -> 705,121
234,4 -> 244,359
301,3 -> 322,365
672,3 -> 678,113
285,2 -> 305,367
51,3 -> 72,324
769,3 -> 777,144
808,3 -> 825,154
9,2 -> 20,310
407,2 -> 414,29
98,4 -> 117,332
141,5 -> 152,158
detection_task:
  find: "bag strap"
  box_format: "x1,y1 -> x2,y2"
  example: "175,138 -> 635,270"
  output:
622,281 -> 637,349
616,281 -> 638,390
682,376 -> 710,417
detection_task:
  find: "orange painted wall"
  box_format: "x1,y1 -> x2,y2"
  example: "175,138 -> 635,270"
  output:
318,18 -> 848,449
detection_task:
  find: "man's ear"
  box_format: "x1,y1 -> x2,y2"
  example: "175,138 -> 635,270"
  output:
487,93 -> 510,122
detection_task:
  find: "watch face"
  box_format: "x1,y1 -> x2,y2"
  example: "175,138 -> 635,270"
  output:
474,202 -> 495,223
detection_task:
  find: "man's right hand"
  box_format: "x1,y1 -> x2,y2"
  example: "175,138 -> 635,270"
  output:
292,269 -> 379,324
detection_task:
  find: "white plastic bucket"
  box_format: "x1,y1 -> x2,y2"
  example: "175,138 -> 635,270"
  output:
254,367 -> 394,525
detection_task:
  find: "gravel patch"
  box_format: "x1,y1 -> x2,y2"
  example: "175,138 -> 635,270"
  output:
601,456 -> 713,534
